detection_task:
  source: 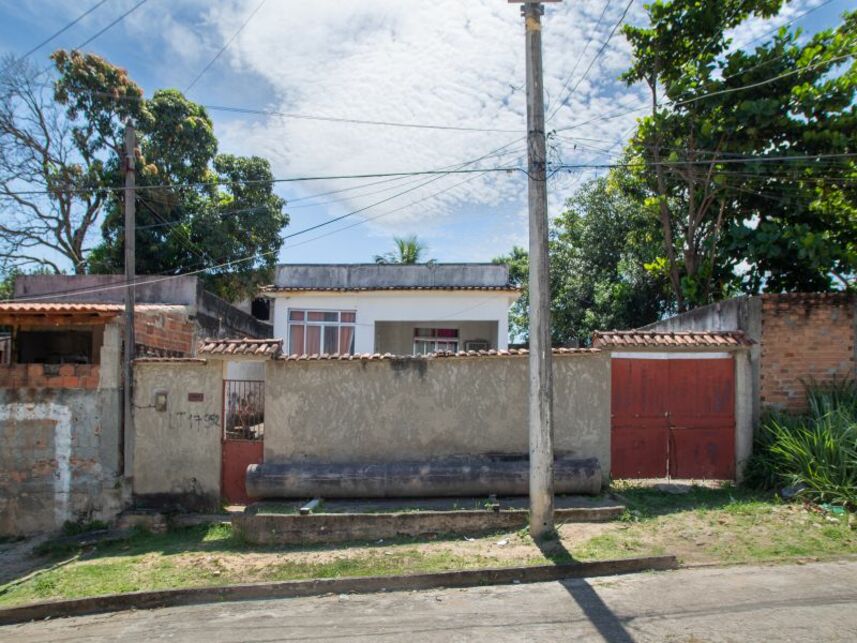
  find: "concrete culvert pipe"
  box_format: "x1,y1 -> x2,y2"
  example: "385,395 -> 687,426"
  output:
245,456 -> 602,499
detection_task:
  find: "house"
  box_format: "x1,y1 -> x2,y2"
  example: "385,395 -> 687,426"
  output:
14,274 -> 272,343
0,274 -> 272,536
263,264 -> 520,356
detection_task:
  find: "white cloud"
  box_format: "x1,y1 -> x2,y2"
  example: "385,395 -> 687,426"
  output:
190,0 -> 651,233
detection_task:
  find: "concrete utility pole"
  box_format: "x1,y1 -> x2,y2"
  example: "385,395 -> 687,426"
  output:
510,0 -> 560,539
122,119 -> 136,478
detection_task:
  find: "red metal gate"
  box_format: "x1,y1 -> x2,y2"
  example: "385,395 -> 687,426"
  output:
221,380 -> 264,505
611,356 -> 735,479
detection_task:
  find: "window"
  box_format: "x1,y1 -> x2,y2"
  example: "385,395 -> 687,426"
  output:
413,328 -> 459,355
288,309 -> 356,355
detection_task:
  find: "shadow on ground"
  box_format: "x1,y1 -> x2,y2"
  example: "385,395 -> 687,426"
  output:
535,536 -> 636,643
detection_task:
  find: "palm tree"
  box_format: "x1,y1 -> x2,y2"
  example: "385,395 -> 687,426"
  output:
373,235 -> 432,264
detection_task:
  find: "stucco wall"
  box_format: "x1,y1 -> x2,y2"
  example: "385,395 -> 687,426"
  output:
0,388 -> 121,536
132,360 -> 223,511
272,291 -> 515,354
263,353 -> 611,478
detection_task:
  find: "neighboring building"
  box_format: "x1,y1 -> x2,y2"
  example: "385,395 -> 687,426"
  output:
0,274 -> 272,536
14,274 -> 272,341
0,302 -> 196,536
643,293 -> 856,416
264,264 -> 520,356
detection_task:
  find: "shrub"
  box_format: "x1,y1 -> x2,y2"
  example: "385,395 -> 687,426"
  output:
746,381 -> 857,509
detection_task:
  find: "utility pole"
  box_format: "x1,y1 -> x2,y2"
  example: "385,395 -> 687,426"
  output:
122,119 -> 136,479
510,0 -> 559,539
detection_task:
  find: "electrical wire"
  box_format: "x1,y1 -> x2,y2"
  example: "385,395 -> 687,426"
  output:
13,0 -> 111,62
547,0 -> 634,123
185,0 -> 267,93
545,0 -> 612,122
72,0 -> 149,51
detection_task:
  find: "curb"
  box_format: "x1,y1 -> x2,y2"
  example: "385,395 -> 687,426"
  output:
0,555 -> 676,626
234,505 -> 626,546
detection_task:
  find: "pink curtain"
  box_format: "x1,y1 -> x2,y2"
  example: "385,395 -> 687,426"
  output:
306,326 -> 321,354
340,326 -> 355,353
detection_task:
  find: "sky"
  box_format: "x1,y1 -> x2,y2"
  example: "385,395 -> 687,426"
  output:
0,0 -> 852,269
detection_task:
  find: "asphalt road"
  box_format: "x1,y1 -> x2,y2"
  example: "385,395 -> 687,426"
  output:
3,559 -> 857,642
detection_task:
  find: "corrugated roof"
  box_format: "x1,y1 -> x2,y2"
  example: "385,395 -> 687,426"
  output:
263,285 -> 519,293
279,347 -> 600,361
592,330 -> 753,348
199,338 -> 283,357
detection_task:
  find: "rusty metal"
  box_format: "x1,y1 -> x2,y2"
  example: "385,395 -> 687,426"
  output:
221,379 -> 265,505
611,358 -> 735,480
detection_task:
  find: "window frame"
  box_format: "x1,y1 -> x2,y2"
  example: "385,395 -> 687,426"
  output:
412,327 -> 459,355
287,307 -> 357,355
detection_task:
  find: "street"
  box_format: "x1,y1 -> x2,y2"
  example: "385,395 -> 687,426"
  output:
3,559 -> 857,642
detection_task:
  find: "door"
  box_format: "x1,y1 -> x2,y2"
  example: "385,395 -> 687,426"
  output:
221,379 -> 264,505
611,355 -> 735,479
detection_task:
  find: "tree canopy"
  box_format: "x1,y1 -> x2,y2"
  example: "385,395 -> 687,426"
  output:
496,174 -> 671,345
623,1 -> 856,309
0,50 -> 288,300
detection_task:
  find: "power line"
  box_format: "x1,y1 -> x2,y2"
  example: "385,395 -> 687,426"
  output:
5,165 -> 525,197
73,0 -> 149,51
545,0 -> 611,121
14,0 -> 111,62
547,0 -> 634,123
204,103 -> 522,133
185,0 -> 267,93
736,0 -> 840,51
676,51 -> 855,106
4,137 -> 527,302
89,92 -> 522,133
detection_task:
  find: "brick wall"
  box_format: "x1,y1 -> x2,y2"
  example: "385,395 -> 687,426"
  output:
0,363 -> 100,389
760,293 -> 855,411
134,311 -> 196,357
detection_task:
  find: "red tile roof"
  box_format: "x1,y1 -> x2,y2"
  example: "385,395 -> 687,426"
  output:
199,338 -> 283,357
134,357 -> 208,364
279,347 -> 600,361
263,285 -> 520,293
0,302 -> 127,315
592,330 -> 753,348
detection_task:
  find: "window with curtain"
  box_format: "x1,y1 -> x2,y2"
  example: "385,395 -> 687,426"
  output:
287,309 -> 356,355
413,328 -> 459,355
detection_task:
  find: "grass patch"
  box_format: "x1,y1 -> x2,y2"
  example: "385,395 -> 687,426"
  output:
1,487 -> 855,608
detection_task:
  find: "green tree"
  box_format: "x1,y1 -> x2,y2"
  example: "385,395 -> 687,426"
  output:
495,175 -> 670,344
373,235 -> 432,264
56,54 -> 291,301
622,1 -> 856,307
0,52 -> 143,273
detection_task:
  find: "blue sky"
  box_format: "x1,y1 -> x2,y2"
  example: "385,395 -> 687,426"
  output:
0,0 -> 852,269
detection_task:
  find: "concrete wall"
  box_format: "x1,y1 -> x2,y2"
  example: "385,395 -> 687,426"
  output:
263,353 -> 611,479
0,388 -> 122,536
375,321 -> 498,355
132,360 -> 223,511
0,318 -> 124,536
274,263 -> 511,289
273,291 -> 515,354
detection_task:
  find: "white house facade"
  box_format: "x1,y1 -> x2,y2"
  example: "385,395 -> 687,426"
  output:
265,264 -> 519,356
